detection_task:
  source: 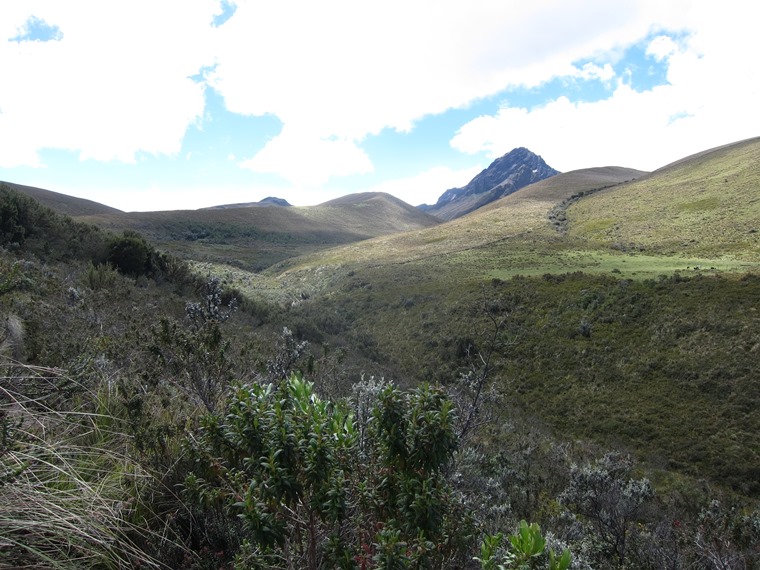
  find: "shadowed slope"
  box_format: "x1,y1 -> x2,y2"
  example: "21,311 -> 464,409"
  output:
73,192 -> 440,270
2,181 -> 122,216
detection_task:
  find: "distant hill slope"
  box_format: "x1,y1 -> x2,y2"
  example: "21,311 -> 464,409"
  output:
76,191 -> 439,270
420,147 -> 559,220
274,166 -> 646,272
256,138 -> 760,300
2,181 -> 122,216
567,136 -> 760,258
203,197 -> 293,209
0,181 -> 440,270
80,192 -> 437,241
304,192 -> 440,234
484,165 -> 646,206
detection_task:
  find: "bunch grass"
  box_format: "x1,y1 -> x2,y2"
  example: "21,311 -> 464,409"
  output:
0,360 -> 183,569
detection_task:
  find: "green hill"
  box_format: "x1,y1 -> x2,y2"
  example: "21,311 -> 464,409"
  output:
567,137 -> 760,259
74,192 -> 440,271
1,181 -> 122,216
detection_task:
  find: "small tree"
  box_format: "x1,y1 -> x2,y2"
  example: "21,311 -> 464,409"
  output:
358,383 -> 472,568
185,377 -> 475,569
148,276 -> 238,413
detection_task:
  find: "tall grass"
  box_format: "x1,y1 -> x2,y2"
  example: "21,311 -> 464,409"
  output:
0,360 -> 184,569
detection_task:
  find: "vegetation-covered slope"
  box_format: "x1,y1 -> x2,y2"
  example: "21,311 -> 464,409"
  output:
567,137 -> 760,259
1,181 -> 122,216
3,138 -> 760,569
71,191 -> 440,271
223,139 -> 760,501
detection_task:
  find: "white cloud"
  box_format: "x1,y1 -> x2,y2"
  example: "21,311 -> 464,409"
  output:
361,165 -> 485,206
574,62 -> 616,82
239,127 -> 374,187
0,1 -> 215,168
451,2 -> 760,172
646,35 -> 678,61
207,0 -> 666,184
1,0 -> 757,202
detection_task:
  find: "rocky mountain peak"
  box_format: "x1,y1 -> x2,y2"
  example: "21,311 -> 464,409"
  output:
421,148 -> 559,220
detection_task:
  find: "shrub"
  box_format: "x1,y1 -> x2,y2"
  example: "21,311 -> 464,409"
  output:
82,262 -> 120,291
184,376 -> 475,569
0,184 -> 107,262
107,231 -> 154,277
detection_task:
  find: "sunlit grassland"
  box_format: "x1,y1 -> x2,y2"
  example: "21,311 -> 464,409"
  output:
567,137 -> 760,258
271,142 -> 759,301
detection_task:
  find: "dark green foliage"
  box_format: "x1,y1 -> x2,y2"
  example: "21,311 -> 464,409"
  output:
107,231 -> 154,277
292,269 -> 760,498
357,383 -> 475,568
186,373 -> 357,568
475,522 -> 571,570
0,183 -> 108,262
367,384 -> 458,538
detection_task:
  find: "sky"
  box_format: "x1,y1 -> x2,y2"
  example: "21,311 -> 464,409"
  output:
0,1 -> 758,212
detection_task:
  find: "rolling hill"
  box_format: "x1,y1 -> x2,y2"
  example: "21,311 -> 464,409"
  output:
256,139 -> 759,292
567,136 -> 760,259
62,191 -> 440,271
202,196 -> 293,209
1,181 -> 122,216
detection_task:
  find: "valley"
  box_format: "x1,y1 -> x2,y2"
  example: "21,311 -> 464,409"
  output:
2,136 -> 760,568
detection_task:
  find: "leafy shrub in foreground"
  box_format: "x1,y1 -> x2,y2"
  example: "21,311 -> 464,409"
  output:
184,375 -> 476,569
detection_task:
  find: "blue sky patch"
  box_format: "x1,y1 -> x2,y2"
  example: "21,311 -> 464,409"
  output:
615,36 -> 678,92
9,15 -> 63,42
212,0 -> 237,27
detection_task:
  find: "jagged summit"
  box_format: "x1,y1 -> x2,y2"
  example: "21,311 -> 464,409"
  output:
420,147 -> 559,220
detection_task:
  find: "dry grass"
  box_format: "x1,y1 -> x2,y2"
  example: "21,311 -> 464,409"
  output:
0,361 -> 182,569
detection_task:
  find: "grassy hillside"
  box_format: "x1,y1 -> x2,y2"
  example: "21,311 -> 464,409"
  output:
74,192 -> 440,271
269,167 -> 645,271
567,137 -> 760,259
3,140 -> 760,567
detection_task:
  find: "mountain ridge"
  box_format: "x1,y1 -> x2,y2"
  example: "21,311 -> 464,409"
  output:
420,147 -> 560,220
203,196 -> 293,209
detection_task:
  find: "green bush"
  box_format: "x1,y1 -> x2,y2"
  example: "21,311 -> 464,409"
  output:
184,375 -> 474,569
0,184 -> 107,262
107,231 -> 154,277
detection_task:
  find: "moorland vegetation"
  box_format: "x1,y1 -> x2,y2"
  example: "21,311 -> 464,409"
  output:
1,137 -> 760,569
